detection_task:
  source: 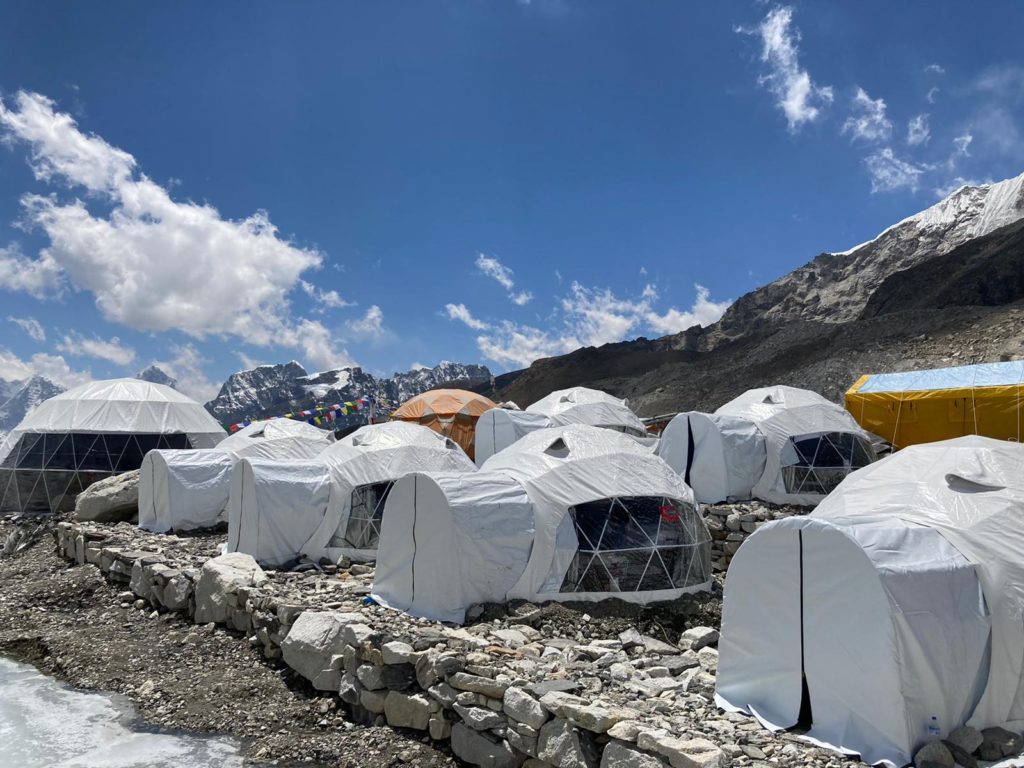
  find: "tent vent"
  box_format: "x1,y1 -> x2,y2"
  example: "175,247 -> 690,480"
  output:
544,438 -> 570,458
944,473 -> 1005,494
444,438 -> 460,451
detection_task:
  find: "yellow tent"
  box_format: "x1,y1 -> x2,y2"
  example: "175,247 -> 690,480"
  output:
845,361 -> 1024,449
390,389 -> 496,460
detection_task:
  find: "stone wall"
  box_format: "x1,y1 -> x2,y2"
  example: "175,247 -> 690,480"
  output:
54,520 -> 848,768
703,502 -> 811,572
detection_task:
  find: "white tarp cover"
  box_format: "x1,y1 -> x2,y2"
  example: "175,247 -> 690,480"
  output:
226,458 -> 332,568
658,412 -> 767,503
372,470 -> 535,623
857,360 -> 1024,393
0,378 -> 225,465
216,418 -> 334,461
526,387 -> 647,436
301,422 -> 476,563
474,408 -> 553,467
138,449 -> 235,533
716,435 -> 1024,765
715,385 -> 876,505
482,425 -> 711,604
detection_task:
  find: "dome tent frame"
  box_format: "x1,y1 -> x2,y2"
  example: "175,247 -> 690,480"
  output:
0,378 -> 224,515
526,386 -> 648,436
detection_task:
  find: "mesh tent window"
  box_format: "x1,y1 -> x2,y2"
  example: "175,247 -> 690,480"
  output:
560,496 -> 711,594
338,481 -> 394,550
0,432 -> 193,514
781,431 -> 875,497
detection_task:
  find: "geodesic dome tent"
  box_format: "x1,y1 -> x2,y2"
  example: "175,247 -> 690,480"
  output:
300,421 -> 476,563
526,387 -> 648,436
0,379 -> 225,515
372,470 -> 536,623
225,458 -> 332,568
481,425 -> 711,604
716,436 -> 1024,766
657,412 -> 767,504
715,386 -> 876,506
473,408 -> 553,467
390,389 -> 496,461
137,417 -> 334,533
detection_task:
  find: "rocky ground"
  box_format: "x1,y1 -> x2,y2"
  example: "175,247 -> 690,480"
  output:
0,517 -> 456,767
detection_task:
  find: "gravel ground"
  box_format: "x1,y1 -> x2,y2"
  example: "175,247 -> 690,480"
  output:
0,518 -> 456,767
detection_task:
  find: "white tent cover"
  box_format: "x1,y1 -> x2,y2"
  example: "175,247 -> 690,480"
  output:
0,378 -> 225,465
658,412 -> 767,503
216,418 -> 334,461
301,421 -> 476,563
717,436 -> 1024,765
715,385 -> 876,505
226,458 -> 332,568
473,408 -> 553,467
526,387 -> 647,436
138,449 -> 235,533
372,470 -> 535,623
481,425 -> 711,604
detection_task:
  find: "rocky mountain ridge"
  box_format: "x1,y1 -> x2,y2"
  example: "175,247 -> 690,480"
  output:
135,365 -> 178,390
0,375 -> 67,442
205,361 -> 492,426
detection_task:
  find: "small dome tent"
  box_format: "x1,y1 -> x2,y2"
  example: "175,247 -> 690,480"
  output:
0,378 -> 224,515
372,470 -> 536,623
225,458 -> 332,568
715,386 -> 876,505
390,389 -> 496,461
473,408 -> 553,467
481,425 -> 712,604
657,412 -> 767,503
716,436 -> 1024,766
526,387 -> 648,436
299,421 -> 476,564
138,418 -> 334,533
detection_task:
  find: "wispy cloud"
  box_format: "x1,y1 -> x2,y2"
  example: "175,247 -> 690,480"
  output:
906,114 -> 930,146
476,253 -> 533,305
925,86 -> 940,104
7,316 -> 45,343
152,343 -> 219,402
739,5 -> 834,132
56,332 -> 136,366
864,148 -> 925,193
924,63 -> 946,75
346,305 -> 388,342
445,303 -> 490,331
0,347 -> 91,388
842,87 -> 892,143
300,280 -> 355,312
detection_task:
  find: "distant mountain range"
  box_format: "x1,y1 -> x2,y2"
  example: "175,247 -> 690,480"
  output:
204,361 -> 492,426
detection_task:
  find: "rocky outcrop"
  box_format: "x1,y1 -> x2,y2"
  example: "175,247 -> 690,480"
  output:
74,470 -> 141,523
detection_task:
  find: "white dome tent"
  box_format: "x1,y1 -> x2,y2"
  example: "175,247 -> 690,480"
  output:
712,386 -> 876,505
657,412 -> 767,504
0,378 -> 225,515
526,387 -> 648,436
372,470 -> 536,623
297,421 -> 476,564
480,425 -> 712,605
138,418 -> 334,533
715,436 -> 1024,766
225,458 -> 332,568
473,408 -> 553,467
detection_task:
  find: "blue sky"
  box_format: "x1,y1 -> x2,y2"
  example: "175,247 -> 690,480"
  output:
1,1 -> 1023,401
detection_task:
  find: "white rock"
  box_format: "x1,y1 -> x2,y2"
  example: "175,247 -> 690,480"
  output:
679,627 -> 719,652
75,470 -> 140,523
602,741 -> 668,767
384,691 -> 432,730
280,611 -> 361,691
503,686 -> 549,730
382,641 -> 416,665
537,718 -> 598,768
193,553 -> 267,625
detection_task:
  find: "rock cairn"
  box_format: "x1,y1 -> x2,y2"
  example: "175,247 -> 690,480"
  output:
53,519 -> 870,768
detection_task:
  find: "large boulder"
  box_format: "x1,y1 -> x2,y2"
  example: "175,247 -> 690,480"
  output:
74,470 -> 140,523
193,552 -> 267,624
280,611 -> 363,691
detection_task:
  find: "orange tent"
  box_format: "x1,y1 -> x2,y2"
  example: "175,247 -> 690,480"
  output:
390,389 -> 496,461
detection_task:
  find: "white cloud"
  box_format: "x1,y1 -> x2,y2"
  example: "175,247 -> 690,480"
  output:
906,114 -> 930,146
933,176 -> 989,199
0,244 -> 63,298
296,318 -> 357,372
842,87 -> 893,143
151,343 -> 219,403
0,90 -> 326,358
346,305 -> 387,342
476,253 -> 533,305
953,132 -> 973,157
410,362 -> 429,371
445,303 -> 491,331
56,332 -> 136,366
7,316 -> 45,342
974,65 -> 1024,99
924,63 -> 946,75
864,148 -> 925,193
300,280 -> 354,312
0,347 -> 91,388
235,352 -> 265,371
459,282 -> 731,369
926,87 -> 940,104
741,5 -> 834,132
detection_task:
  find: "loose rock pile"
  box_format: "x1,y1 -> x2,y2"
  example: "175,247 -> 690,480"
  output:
703,502 -> 811,572
54,519 -> 866,768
